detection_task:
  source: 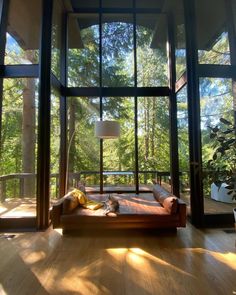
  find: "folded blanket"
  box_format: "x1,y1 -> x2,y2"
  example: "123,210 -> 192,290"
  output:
82,200 -> 104,210
70,189 -> 103,210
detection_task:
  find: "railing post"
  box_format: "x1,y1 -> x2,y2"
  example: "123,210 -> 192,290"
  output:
19,177 -> 24,198
56,175 -> 59,199
0,180 -> 6,202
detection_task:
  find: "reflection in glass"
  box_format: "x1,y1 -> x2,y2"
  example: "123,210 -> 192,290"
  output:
68,14 -> 99,87
196,0 -> 230,65
102,14 -> 134,87
200,78 -> 236,213
176,23 -> 186,80
102,97 -> 135,190
4,0 -> 41,65
0,79 -> 38,217
137,14 -> 168,87
138,97 -> 170,187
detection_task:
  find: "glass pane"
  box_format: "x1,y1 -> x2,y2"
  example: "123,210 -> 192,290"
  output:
51,0 -> 63,79
196,0 -> 230,65
177,86 -> 190,213
200,78 -> 236,213
5,0 -> 41,65
50,88 -> 60,200
137,14 -> 168,87
103,97 -> 135,191
0,78 -> 38,218
174,0 -> 186,80
67,97 -> 100,191
68,14 -> 99,87
138,97 -> 170,191
102,14 -> 134,87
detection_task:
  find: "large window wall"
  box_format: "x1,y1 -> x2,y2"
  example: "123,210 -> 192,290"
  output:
200,78 -> 236,214
1,0 -> 236,229
0,0 -> 42,223
0,0 -> 63,229
66,4 -> 172,194
184,0 -> 236,225
0,78 -> 38,217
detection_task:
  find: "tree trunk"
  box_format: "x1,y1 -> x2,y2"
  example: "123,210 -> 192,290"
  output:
22,77 -> 36,197
151,97 -> 156,158
144,98 -> 149,162
232,80 -> 236,128
68,99 -> 76,187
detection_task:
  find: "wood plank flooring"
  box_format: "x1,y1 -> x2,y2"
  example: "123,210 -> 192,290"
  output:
0,223 -> 235,295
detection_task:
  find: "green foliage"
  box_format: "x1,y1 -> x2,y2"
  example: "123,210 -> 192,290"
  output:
207,118 -> 236,200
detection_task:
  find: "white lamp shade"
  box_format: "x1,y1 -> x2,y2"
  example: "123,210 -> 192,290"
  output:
95,120 -> 120,139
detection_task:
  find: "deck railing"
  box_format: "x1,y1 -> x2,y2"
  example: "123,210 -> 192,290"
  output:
0,170 -> 187,201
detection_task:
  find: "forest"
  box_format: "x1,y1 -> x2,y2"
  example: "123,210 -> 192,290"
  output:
0,12 -> 234,203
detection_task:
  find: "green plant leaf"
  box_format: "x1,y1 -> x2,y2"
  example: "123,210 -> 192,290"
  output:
220,118 -> 232,125
210,133 -> 217,139
222,129 -> 233,134
217,136 -> 225,142
225,185 -> 234,189
225,139 -> 235,145
212,126 -> 219,132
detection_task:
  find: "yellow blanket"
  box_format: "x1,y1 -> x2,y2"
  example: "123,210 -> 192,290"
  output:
70,189 -> 103,210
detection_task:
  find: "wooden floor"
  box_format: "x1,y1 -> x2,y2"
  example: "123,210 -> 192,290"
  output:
0,223 -> 235,295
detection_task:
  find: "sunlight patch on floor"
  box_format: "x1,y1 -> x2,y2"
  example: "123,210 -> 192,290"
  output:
0,284 -> 7,295
106,247 -> 193,277
23,251 -> 46,264
188,248 -> 236,270
54,228 -> 63,235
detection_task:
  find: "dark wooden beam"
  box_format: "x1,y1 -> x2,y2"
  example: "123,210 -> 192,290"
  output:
133,2 -> 139,195
59,10 -> 67,198
184,0 -> 204,227
99,1 -> 103,194
167,12 -> 180,198
65,87 -> 170,97
225,0 -> 236,66
37,0 -> 53,230
0,217 -> 37,230
204,213 -> 235,228
0,65 -> 39,78
51,72 -> 61,92
198,64 -> 236,78
0,0 -> 9,169
0,0 -> 8,64
70,8 -> 162,14
175,72 -> 187,93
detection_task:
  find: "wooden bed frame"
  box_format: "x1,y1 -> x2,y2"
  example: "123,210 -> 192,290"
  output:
51,187 -> 187,233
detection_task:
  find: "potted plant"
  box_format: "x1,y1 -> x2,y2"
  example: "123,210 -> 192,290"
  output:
208,117 -> 236,222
